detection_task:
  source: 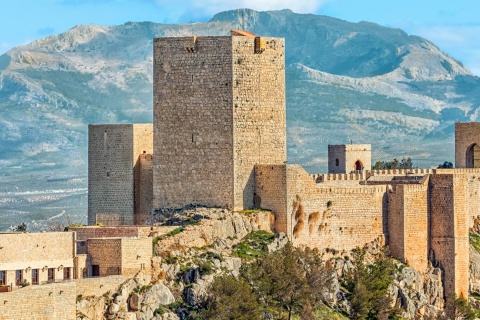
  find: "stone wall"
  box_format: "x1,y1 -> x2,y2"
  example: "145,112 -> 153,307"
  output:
231,35 -> 286,209
153,36 -> 235,210
135,153 -> 153,224
429,173 -> 469,300
455,122 -> 480,168
153,35 -> 286,211
88,124 -> 153,225
121,237 -> 152,277
0,282 -> 76,320
71,226 -> 170,242
0,232 -> 76,286
388,182 -> 429,272
256,164 -> 387,252
255,164 -> 288,233
328,144 -> 371,173
86,237 -> 152,277
75,275 -> 128,297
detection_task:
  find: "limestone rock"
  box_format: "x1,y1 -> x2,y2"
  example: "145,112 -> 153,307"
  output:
143,282 -> 175,306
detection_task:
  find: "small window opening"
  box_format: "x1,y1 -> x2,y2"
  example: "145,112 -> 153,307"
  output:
335,159 -> 339,166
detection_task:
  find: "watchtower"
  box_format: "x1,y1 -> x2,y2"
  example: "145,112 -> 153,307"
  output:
153,32 -> 286,210
455,122 -> 480,168
328,144 -> 371,173
88,124 -> 153,225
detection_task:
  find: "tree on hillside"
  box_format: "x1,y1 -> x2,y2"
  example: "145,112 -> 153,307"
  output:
372,157 -> 413,170
344,248 -> 400,319
197,242 -> 333,320
199,275 -> 262,320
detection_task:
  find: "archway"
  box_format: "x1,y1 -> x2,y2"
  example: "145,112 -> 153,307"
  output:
354,160 -> 363,171
466,143 -> 480,168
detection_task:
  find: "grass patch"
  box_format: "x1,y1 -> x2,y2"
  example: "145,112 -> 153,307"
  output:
233,230 -> 275,259
470,232 -> 480,252
471,292 -> 480,300
315,305 -> 348,319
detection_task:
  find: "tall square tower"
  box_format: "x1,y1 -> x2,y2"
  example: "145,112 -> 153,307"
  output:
153,33 -> 286,210
88,124 -> 153,225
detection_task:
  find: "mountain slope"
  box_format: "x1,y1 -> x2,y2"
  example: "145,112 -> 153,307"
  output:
0,8 -> 479,229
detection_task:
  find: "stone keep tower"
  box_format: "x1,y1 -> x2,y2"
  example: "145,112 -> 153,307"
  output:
153,32 -> 286,210
328,144 -> 371,173
88,124 -> 153,225
455,122 -> 480,168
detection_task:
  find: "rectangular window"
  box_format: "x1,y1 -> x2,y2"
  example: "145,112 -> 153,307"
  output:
32,269 -> 39,285
63,267 -> 71,280
15,270 -> 23,286
0,271 -> 5,285
48,268 -> 55,282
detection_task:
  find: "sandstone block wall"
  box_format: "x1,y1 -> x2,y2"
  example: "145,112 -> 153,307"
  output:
256,164 -> 387,252
88,124 -> 153,225
135,154 -> 153,224
153,35 -> 286,211
455,122 -> 480,168
87,238 -> 123,277
0,282 -> 76,320
0,232 -> 76,286
429,173 -> 469,299
255,164 -> 288,233
328,144 -> 371,173
86,237 -> 152,277
121,237 -> 152,277
231,36 -> 286,209
388,182 -> 429,272
75,275 -> 128,297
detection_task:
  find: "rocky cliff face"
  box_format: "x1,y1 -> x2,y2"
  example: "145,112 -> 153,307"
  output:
76,208 -> 450,320
1,8 -> 480,229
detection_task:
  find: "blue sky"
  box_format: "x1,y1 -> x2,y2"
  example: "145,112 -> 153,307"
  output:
1,0 -> 479,75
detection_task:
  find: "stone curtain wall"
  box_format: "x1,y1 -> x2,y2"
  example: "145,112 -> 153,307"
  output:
121,237 -> 152,277
88,124 -> 152,225
255,164 -> 288,233
231,36 -> 287,210
285,165 -> 386,251
75,275 -> 128,297
455,122 -> 480,168
0,282 -> 76,320
256,164 -> 387,251
388,182 -> 429,272
153,36 -> 235,209
429,173 -> 469,300
0,232 -> 75,286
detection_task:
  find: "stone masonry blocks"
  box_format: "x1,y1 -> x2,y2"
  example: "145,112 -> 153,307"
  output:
328,144 -> 371,173
153,35 -> 286,211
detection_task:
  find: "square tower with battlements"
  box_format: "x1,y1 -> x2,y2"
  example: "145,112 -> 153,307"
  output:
153,32 -> 286,210
328,144 -> 371,173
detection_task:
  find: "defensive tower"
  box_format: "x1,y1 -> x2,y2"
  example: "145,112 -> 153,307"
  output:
153,32 -> 286,210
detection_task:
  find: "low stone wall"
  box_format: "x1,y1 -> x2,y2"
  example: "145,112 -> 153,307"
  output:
75,275 -> 128,297
0,281 -> 76,320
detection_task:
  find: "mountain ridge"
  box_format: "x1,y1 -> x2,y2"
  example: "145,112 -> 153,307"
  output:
0,8 -> 479,229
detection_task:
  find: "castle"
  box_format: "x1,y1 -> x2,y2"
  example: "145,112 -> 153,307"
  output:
85,31 -> 480,304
